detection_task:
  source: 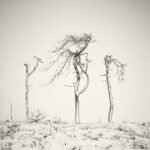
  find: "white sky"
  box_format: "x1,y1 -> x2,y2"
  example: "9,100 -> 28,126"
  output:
0,0 -> 150,123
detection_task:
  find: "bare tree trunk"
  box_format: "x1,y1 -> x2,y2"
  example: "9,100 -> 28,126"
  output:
110,99 -> 114,122
73,55 -> 89,124
77,100 -> 80,123
75,94 -> 80,123
74,57 -> 80,124
104,55 -> 125,123
25,75 -> 29,123
24,56 -> 43,123
75,94 -> 77,123
105,64 -> 113,123
10,103 -> 13,122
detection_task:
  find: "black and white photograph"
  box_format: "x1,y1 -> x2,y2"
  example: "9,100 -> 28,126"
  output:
0,0 -> 150,149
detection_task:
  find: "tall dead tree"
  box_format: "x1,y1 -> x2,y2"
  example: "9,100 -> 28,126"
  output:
104,55 -> 125,122
10,103 -> 13,122
44,34 -> 94,123
24,56 -> 43,123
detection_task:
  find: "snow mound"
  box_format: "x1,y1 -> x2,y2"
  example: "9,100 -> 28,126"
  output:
0,122 -> 150,150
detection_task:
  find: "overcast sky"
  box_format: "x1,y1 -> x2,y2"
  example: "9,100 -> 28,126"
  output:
0,0 -> 150,123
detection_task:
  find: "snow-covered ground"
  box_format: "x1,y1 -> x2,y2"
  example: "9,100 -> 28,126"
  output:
0,121 -> 150,150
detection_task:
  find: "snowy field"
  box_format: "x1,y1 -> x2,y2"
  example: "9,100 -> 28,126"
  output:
0,120 -> 150,150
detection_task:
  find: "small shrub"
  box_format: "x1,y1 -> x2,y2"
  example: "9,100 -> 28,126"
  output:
29,110 -> 46,123
0,124 -> 20,140
132,141 -> 148,149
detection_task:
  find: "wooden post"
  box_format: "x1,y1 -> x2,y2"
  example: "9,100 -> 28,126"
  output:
10,103 -> 13,122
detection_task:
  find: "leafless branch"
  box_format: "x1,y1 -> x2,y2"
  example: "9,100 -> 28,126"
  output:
45,34 -> 92,84
24,56 -> 43,123
104,55 -> 126,81
44,34 -> 93,123
104,54 -> 126,122
28,56 -> 43,76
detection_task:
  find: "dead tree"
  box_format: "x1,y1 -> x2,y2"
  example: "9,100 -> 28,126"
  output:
103,55 -> 125,122
24,56 -> 43,123
10,103 -> 13,122
44,34 -> 94,123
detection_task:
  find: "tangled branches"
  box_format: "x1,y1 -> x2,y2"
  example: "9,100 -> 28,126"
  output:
104,55 -> 126,81
45,34 -> 93,123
